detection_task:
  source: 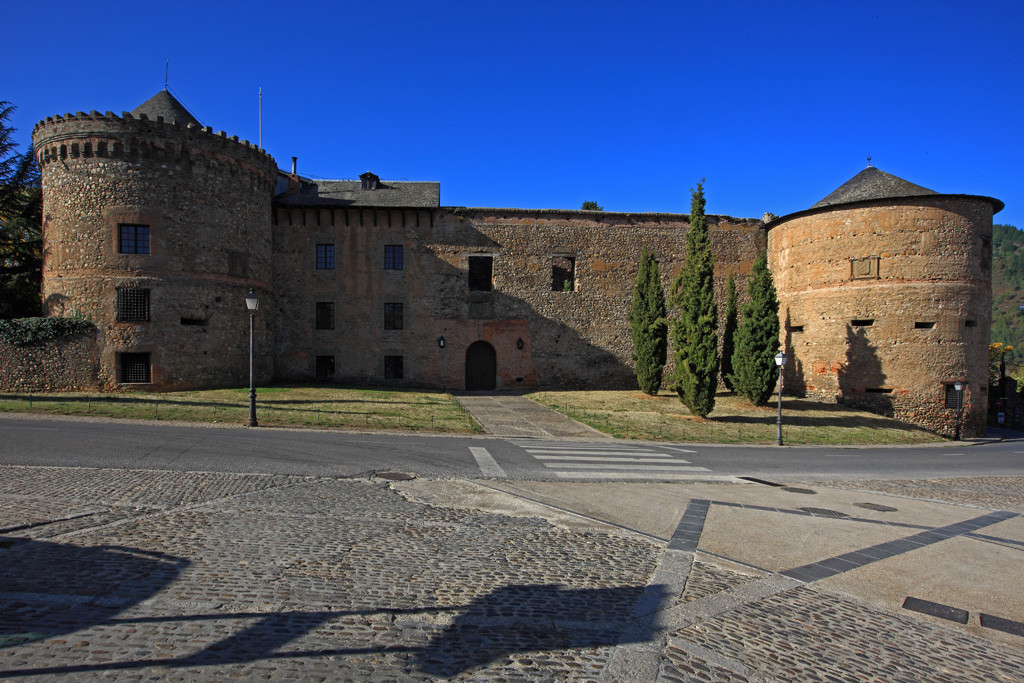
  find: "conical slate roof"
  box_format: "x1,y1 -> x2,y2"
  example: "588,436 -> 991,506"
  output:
811,166 -> 937,209
130,89 -> 199,126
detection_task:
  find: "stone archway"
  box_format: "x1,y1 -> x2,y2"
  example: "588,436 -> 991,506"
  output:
465,341 -> 497,391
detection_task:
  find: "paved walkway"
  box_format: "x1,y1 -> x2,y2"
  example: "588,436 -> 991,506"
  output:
455,392 -> 610,439
1,465 -> 1022,681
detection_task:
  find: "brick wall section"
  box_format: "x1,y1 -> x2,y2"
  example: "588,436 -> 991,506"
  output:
0,331 -> 101,392
33,112 -> 278,390
271,206 -> 765,390
768,196 -> 996,437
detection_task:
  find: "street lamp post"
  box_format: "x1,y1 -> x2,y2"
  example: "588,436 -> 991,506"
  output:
953,380 -> 964,441
245,289 -> 259,427
775,351 -> 787,446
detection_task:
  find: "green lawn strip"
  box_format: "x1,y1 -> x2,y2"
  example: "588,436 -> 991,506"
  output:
527,390 -> 943,445
0,385 -> 480,433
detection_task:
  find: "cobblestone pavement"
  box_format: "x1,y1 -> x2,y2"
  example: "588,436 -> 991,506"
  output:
806,476 -> 1024,513
2,467 -> 1023,681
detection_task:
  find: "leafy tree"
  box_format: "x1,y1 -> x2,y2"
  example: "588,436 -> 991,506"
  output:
720,271 -> 738,392
729,252 -> 780,406
629,246 -> 667,394
669,180 -> 718,417
0,101 -> 42,319
580,200 -> 603,211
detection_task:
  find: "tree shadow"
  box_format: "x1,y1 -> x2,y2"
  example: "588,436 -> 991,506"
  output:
836,324 -> 893,417
782,308 -> 806,398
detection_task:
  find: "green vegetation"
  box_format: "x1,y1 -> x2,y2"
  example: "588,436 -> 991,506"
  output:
992,224 -> 1024,369
669,180 -> 718,417
528,389 -> 942,445
729,252 -> 780,406
0,101 -> 42,319
0,315 -> 93,346
629,246 -> 667,394
580,200 -> 603,211
0,385 -> 481,433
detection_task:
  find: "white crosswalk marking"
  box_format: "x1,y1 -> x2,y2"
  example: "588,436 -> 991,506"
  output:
510,439 -> 731,481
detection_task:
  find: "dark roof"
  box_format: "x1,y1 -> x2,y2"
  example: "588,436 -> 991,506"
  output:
130,90 -> 200,126
276,178 -> 440,208
811,166 -> 937,209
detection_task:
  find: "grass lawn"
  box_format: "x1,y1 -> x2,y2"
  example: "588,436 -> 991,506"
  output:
0,385 -> 481,434
527,389 -> 944,445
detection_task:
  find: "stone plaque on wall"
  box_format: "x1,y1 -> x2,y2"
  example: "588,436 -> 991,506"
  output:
849,256 -> 880,280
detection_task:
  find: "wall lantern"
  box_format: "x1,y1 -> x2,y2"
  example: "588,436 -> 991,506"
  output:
517,338 -> 524,350
438,336 -> 446,348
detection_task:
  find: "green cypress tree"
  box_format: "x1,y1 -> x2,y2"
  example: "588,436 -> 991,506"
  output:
730,252 -> 781,406
669,181 -> 719,417
629,247 -> 667,394
720,271 -> 738,392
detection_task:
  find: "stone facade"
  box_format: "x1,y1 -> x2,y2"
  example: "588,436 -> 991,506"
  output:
0,330 -> 101,392
25,92 -> 1003,437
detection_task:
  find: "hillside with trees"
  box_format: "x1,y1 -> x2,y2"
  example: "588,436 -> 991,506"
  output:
992,224 -> 1024,362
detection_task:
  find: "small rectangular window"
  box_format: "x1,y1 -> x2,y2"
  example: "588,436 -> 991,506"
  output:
227,251 -> 249,276
116,288 -> 150,322
468,256 -> 493,291
120,353 -> 151,383
316,355 -> 335,382
945,383 -> 964,409
384,302 -> 404,330
552,256 -> 575,292
790,325 -> 804,333
384,355 -> 404,380
851,319 -> 874,327
384,245 -> 403,270
180,317 -> 207,326
119,224 -> 150,254
965,320 -> 977,328
316,244 -> 335,270
914,321 -> 935,329
315,302 -> 335,330
865,387 -> 893,394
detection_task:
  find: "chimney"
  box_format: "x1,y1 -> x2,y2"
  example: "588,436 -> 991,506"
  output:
291,157 -> 297,175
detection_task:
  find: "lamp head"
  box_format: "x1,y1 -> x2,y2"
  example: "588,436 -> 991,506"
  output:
774,351 -> 787,367
245,289 -> 259,312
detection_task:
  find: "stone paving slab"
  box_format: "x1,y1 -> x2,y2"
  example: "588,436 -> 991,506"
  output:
454,393 -> 610,439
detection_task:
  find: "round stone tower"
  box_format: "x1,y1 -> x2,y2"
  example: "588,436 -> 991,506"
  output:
33,90 -> 279,390
766,166 -> 1003,437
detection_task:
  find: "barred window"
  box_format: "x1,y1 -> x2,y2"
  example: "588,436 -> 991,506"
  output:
384,303 -> 403,330
315,302 -> 335,330
945,384 -> 965,409
468,256 -> 493,291
119,224 -> 150,254
384,244 -> 403,270
116,288 -> 150,322
316,244 -> 335,270
384,355 -> 404,379
120,353 -> 151,383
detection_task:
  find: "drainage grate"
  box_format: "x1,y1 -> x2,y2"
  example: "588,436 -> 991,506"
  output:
903,597 -> 969,624
854,502 -> 898,512
374,471 -> 416,481
783,486 -> 817,495
797,507 -> 849,518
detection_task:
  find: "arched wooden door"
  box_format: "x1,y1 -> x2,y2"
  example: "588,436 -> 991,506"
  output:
465,341 -> 496,391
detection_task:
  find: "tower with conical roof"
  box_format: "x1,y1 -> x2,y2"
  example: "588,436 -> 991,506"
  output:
32,90 -> 279,389
765,166 -> 1003,437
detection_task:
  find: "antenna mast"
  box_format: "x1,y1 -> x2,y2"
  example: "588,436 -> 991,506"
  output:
164,59 -> 169,90
258,87 -> 262,149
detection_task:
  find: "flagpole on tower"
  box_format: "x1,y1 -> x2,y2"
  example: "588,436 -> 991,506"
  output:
258,87 -> 262,149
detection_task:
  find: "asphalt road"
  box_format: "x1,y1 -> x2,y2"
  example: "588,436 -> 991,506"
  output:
2,414 -> 1022,481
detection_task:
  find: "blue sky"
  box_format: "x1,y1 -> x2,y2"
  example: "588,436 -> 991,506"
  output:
3,0 -> 1021,226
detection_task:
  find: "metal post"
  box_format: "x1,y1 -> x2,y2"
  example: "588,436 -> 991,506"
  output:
776,367 -> 784,446
247,310 -> 258,427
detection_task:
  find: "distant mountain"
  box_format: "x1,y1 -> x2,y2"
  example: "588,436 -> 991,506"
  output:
992,224 -> 1024,355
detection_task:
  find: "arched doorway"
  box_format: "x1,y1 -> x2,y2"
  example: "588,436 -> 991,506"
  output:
465,341 -> 496,391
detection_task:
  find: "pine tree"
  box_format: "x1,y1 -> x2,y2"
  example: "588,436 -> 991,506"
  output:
720,271 -> 738,392
0,102 -> 42,319
730,252 -> 781,406
669,181 -> 719,417
629,247 -> 667,394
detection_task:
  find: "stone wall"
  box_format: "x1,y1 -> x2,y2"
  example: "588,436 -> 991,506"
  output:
0,330 -> 101,392
271,206 -> 766,391
33,112 -> 278,390
768,196 -> 996,437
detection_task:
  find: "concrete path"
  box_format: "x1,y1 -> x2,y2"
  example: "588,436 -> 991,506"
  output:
455,392 -> 610,439
1,465 -> 1022,681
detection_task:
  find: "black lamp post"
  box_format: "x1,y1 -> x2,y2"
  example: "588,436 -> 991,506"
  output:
954,380 -> 964,441
245,289 -> 259,427
775,351 -> 787,446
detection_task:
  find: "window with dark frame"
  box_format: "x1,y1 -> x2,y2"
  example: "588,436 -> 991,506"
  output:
315,302 -> 335,330
384,303 -> 404,330
316,355 -> 335,382
851,319 -> 874,327
384,355 -> 404,380
316,244 -> 335,270
118,224 -> 150,254
116,288 -> 151,322
468,256 -> 493,291
945,384 -> 964,409
552,256 -> 575,292
384,244 -> 403,270
120,353 -> 151,383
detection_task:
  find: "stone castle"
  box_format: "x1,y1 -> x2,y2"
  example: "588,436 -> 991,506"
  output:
18,90 -> 1003,437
